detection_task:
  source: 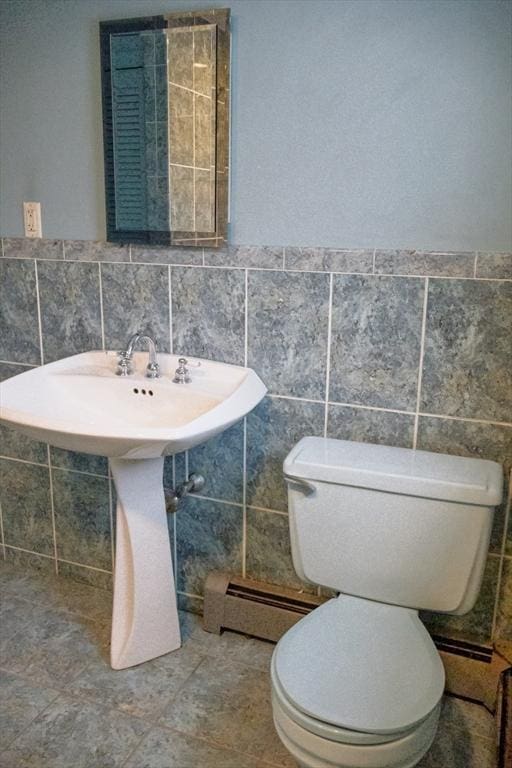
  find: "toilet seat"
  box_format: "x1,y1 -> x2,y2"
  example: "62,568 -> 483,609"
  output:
271,658 -> 417,745
273,594 -> 444,736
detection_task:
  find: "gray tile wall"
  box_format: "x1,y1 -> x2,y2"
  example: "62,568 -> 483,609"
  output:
0,238 -> 511,646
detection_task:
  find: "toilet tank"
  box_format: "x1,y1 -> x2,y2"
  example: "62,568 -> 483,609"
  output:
284,437 -> 503,614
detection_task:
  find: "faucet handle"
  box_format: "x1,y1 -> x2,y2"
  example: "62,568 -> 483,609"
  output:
116,351 -> 133,377
173,358 -> 191,384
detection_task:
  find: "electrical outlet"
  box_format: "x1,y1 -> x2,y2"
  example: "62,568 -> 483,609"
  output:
23,202 -> 42,238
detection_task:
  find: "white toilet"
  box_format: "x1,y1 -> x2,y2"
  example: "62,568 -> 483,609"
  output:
271,437 -> 503,768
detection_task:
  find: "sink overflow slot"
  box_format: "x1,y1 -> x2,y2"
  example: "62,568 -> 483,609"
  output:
132,388 -> 154,396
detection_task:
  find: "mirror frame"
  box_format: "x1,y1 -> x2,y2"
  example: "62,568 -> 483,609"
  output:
99,8 -> 230,247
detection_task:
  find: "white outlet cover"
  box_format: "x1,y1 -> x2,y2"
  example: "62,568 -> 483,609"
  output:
23,202 -> 42,238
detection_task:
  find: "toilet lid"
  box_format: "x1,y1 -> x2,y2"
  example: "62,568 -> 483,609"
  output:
273,595 -> 445,735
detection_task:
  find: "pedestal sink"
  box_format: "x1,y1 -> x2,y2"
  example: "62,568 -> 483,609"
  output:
0,351 -> 266,669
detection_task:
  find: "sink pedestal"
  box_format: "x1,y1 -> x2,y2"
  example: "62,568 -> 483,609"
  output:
109,458 -> 181,670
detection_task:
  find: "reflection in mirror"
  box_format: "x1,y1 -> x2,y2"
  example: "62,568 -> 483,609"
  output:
167,24 -> 216,233
100,9 -> 230,247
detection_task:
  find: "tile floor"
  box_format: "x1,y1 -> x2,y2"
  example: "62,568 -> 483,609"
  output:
0,561 -> 499,767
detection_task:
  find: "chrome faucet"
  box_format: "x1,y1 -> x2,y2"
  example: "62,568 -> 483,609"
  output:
116,331 -> 160,379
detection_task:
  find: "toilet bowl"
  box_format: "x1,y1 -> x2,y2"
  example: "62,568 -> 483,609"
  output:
270,595 -> 443,768
271,437 -> 503,768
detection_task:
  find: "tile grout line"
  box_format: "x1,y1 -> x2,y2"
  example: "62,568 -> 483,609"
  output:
47,445 -> 59,575
244,269 -> 248,367
242,416 -> 247,578
192,492 -> 243,509
413,277 -> 429,449
372,247 -> 376,274
491,473 -> 511,637
0,359 -> 34,367
98,263 -> 106,351
323,272 -> 334,437
2,543 -> 55,560
0,499 -> 5,560
417,411 -> 512,428
2,250 -> 512,281
168,265 -> 173,354
282,246 -> 286,270
58,556 -> 113,575
473,252 -> 478,279
0,237 -> 4,257
248,503 -> 288,517
108,473 -> 115,573
62,240 -> 66,259
0,454 -> 110,478
34,260 -> 45,365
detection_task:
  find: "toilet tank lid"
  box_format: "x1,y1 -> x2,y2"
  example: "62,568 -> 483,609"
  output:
284,437 -> 503,506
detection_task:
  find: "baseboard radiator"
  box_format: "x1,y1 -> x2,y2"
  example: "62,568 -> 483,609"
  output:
203,571 -> 511,711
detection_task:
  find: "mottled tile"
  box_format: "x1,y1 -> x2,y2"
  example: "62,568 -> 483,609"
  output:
172,266 -> 245,365
2,695 -> 148,768
0,606 -> 109,687
329,275 -> 424,410
176,496 -> 242,596
0,459 -> 53,555
2,547 -> 55,575
0,259 -> 40,364
131,245 -> 203,265
0,671 -> 58,750
495,556 -> 512,642
0,362 -> 33,381
476,252 -> 512,279
125,727 -> 263,768
159,656 -> 295,767
186,420 -> 244,503
246,507 -> 314,592
204,245 -> 283,269
417,416 -> 512,553
285,247 -> 373,273
56,561 -> 112,592
101,262 -> 171,352
0,363 -> 47,462
441,696 -> 495,741
37,261 -> 102,363
2,237 -> 63,260
416,716 -> 496,768
0,423 -> 47,464
246,396 -> 324,512
327,404 -> 415,448
69,643 -> 202,720
421,555 -> 500,644
52,469 -> 111,571
177,591 -> 204,615
375,250 -> 475,277
179,610 -> 275,670
63,240 -> 129,262
0,594 -> 36,645
248,270 -> 330,398
421,280 -> 512,421
50,447 -> 108,477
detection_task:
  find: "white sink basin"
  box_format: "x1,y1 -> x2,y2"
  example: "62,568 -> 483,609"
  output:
0,350 -> 266,670
0,350 -> 266,459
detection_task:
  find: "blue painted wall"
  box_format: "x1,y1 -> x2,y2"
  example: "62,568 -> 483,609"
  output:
1,0 -> 511,249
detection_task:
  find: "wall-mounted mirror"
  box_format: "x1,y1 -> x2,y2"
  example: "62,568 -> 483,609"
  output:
100,8 -> 230,247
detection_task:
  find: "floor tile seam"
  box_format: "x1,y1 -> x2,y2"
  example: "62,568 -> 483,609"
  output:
437,717 -> 497,743
181,644 -> 273,674
0,583 -> 111,623
137,718 -> 284,767
184,637 -> 274,671
117,721 -> 154,768
0,687 -> 62,752
149,652 -> 209,722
